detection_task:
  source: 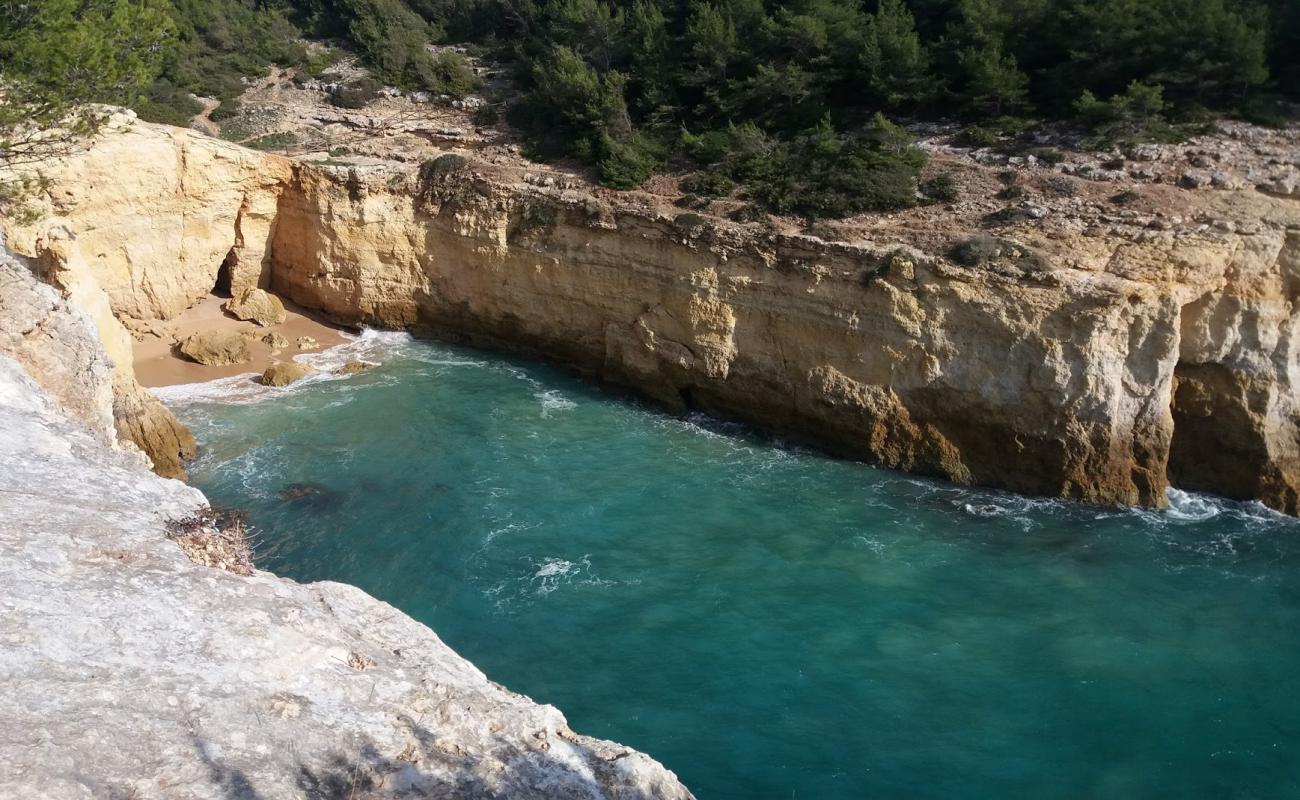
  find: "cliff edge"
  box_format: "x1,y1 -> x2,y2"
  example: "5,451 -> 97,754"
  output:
4,113 -> 1299,513
0,255 -> 692,798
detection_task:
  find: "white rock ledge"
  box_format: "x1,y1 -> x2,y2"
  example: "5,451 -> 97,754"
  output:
0,294 -> 691,799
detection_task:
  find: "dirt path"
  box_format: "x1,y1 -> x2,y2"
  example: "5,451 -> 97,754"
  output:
191,97 -> 221,137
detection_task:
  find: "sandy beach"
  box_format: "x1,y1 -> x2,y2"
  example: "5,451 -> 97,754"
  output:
133,294 -> 352,388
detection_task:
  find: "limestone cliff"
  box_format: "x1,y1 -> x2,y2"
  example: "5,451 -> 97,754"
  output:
0,257 -> 692,799
5,115 -> 1300,514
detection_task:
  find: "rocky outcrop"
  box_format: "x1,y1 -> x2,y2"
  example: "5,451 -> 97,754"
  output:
267,160 -> 1300,512
5,116 -> 1300,513
2,233 -> 196,479
179,329 -> 251,366
4,113 -> 293,321
262,360 -> 315,386
225,285 -> 288,326
0,283 -> 692,799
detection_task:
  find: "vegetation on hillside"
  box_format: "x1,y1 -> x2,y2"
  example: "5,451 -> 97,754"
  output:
0,0 -> 174,166
3,0 -> 1297,219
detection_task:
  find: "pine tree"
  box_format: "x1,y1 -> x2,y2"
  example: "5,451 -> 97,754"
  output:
948,0 -> 1028,116
862,0 -> 933,108
0,0 -> 175,168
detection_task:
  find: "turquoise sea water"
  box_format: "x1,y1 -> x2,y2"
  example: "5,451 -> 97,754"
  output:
166,333 -> 1300,800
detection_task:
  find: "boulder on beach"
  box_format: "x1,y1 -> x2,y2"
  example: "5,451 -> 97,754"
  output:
224,287 -> 287,327
297,336 -> 319,351
261,361 -> 316,387
262,331 -> 289,349
178,330 -> 250,366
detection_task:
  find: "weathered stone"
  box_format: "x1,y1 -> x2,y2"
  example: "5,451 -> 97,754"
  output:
1178,171 -> 1211,190
179,330 -> 251,366
296,335 -> 319,350
224,286 -> 287,326
261,361 -> 315,386
0,354 -> 692,800
335,359 -> 372,375
6,118 -> 1300,514
261,330 -> 289,348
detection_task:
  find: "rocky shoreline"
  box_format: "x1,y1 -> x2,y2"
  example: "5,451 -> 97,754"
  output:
0,250 -> 693,798
7,114 -> 1298,512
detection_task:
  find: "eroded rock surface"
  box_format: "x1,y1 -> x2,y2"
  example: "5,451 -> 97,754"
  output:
5,116 -> 1300,512
0,348 -> 692,800
225,286 -> 288,326
262,360 -> 316,386
180,329 -> 252,366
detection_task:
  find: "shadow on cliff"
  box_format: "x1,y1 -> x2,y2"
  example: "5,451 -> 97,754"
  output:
190,711 -> 674,800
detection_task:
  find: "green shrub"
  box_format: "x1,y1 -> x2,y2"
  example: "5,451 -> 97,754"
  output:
209,99 -> 241,122
330,78 -> 382,109
996,184 -> 1026,200
1111,189 -> 1140,205
420,153 -> 470,181
1026,147 -> 1064,165
728,203 -> 767,223
134,80 -> 204,127
597,133 -> 661,190
955,125 -> 999,147
244,132 -> 298,151
921,172 -> 958,203
950,235 -> 1004,266
681,170 -> 736,198
673,212 -> 706,232
472,104 -> 500,126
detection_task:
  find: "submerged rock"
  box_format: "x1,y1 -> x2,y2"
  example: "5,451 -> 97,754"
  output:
223,287 -> 287,327
261,361 -> 315,386
179,330 -> 250,366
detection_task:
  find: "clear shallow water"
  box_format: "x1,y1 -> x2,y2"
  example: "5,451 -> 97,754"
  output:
170,333 -> 1300,799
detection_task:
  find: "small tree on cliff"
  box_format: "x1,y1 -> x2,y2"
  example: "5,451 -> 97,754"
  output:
0,0 -> 174,170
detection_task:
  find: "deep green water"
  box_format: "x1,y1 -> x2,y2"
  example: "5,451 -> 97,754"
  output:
165,333 -> 1300,800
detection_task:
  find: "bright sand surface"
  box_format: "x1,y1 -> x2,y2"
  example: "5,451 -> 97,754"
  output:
133,294 -> 351,388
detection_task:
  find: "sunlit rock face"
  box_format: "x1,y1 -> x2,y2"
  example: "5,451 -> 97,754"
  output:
0,263 -> 693,800
6,117 -> 1300,513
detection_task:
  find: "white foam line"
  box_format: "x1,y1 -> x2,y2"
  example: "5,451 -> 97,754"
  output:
152,328 -> 414,406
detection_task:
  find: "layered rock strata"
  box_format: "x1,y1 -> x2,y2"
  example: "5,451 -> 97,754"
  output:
0,256 -> 692,799
4,116 -> 1299,513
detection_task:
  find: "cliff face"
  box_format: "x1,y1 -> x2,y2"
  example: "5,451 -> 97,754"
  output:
5,117 -> 1300,514
0,256 -> 692,799
268,159 -> 1300,513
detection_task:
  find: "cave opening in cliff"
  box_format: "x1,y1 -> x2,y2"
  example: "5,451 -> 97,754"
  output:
214,249 -> 235,297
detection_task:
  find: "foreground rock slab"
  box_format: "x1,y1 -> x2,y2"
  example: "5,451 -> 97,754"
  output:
0,362 -> 691,797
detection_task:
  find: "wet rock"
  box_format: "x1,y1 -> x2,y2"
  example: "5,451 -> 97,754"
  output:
178,330 -> 250,366
224,287 -> 287,327
261,361 -> 315,386
334,360 -> 372,375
